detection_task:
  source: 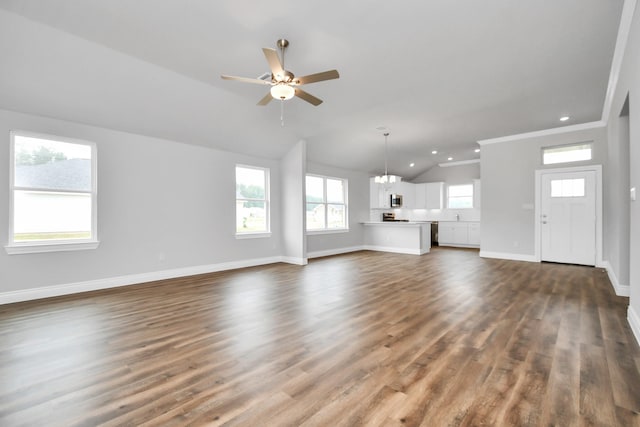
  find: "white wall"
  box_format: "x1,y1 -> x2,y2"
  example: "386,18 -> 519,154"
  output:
605,110 -> 630,292
0,109 -> 283,295
280,140 -> 307,264
306,162 -> 369,257
605,0 -> 640,342
479,125 -> 607,259
412,162 -> 480,184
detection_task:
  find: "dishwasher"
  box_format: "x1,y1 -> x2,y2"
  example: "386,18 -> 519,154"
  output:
431,221 -> 438,246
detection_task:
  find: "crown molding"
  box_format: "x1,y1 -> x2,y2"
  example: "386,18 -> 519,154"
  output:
477,121 -> 606,146
602,0 -> 638,122
438,159 -> 480,168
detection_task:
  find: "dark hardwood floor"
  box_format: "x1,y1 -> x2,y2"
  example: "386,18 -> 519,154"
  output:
1,248 -> 639,426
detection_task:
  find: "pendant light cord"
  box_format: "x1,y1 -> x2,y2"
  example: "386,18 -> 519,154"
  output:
384,132 -> 389,176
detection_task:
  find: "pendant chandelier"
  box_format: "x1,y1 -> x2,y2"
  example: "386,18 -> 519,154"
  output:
374,132 -> 402,187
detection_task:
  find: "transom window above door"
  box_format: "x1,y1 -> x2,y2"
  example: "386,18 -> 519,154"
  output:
542,143 -> 592,165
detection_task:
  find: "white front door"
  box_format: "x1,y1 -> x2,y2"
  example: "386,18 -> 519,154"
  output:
540,170 -> 596,265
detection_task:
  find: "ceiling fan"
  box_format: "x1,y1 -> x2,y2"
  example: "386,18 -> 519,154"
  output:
221,39 -> 339,106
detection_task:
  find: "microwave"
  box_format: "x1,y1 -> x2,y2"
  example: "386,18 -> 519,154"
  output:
390,194 -> 403,207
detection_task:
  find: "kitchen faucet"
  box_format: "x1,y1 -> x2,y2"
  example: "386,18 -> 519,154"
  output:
455,213 -> 460,221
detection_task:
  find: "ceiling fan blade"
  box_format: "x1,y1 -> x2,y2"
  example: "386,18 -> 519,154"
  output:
262,48 -> 284,78
295,88 -> 323,106
221,75 -> 271,85
294,70 -> 340,85
257,92 -> 273,106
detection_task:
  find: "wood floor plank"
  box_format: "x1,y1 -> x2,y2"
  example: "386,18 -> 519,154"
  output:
0,248 -> 638,426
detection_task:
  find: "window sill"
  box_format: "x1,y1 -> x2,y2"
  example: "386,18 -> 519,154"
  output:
235,232 -> 272,239
5,240 -> 100,255
307,228 -> 350,235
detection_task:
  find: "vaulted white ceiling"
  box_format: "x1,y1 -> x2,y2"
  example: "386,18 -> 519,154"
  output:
0,0 -> 624,179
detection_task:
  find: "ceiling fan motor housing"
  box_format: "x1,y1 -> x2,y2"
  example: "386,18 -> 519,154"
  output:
275,70 -> 295,83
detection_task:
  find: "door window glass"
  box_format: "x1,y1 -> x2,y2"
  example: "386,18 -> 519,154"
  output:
551,178 -> 585,197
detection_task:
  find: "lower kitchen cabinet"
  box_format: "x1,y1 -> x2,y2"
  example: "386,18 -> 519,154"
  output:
468,222 -> 480,245
438,221 -> 480,247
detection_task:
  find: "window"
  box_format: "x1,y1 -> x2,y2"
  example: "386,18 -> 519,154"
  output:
236,165 -> 270,235
447,184 -> 473,209
551,178 -> 585,198
306,175 -> 348,231
543,143 -> 592,165
8,131 -> 98,254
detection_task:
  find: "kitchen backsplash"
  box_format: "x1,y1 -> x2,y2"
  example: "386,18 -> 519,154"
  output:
369,207 -> 481,222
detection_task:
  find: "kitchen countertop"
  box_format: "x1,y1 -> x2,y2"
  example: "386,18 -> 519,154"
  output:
361,221 -> 431,225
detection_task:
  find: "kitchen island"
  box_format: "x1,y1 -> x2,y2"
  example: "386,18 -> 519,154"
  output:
362,221 -> 431,255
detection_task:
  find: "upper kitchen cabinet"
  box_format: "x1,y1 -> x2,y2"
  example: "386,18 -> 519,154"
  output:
410,182 -> 443,209
397,181 -> 416,209
370,177 -> 389,209
425,182 -> 444,209
414,183 -> 426,208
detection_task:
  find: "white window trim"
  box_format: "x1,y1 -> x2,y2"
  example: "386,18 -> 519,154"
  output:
541,141 -> 593,166
305,174 -> 349,233
307,229 -> 350,236
235,164 -> 270,237
447,183 -> 474,210
5,130 -> 99,255
235,232 -> 272,240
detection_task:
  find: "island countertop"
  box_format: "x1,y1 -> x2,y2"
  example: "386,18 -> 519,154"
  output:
361,221 -> 431,226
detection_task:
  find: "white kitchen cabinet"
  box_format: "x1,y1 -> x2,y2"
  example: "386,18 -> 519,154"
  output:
468,222 -> 481,245
439,221 -> 480,247
425,182 -> 444,209
414,183 -> 427,208
370,178 -> 383,209
397,181 -> 416,208
370,178 -> 390,209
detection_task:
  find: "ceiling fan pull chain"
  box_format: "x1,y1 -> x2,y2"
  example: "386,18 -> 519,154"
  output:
281,99 -> 285,127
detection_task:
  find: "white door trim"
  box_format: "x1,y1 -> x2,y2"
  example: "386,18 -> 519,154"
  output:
534,164 -> 603,266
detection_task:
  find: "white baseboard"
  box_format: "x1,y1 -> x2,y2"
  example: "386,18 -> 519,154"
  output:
439,243 -> 480,249
601,260 -> 630,297
363,245 -> 425,255
628,305 -> 640,347
307,246 -> 366,259
0,256 -> 284,305
479,251 -> 537,262
281,256 -> 308,266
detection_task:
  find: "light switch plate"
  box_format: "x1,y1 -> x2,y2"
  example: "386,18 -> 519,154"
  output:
631,187 -> 637,202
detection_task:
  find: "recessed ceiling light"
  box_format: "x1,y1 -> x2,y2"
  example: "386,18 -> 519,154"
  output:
560,116 -> 570,122
448,157 -> 453,161
409,162 -> 415,167
432,150 -> 438,154
474,148 -> 480,153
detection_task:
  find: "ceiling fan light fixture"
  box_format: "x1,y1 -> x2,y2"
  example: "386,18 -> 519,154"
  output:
271,84 -> 295,100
